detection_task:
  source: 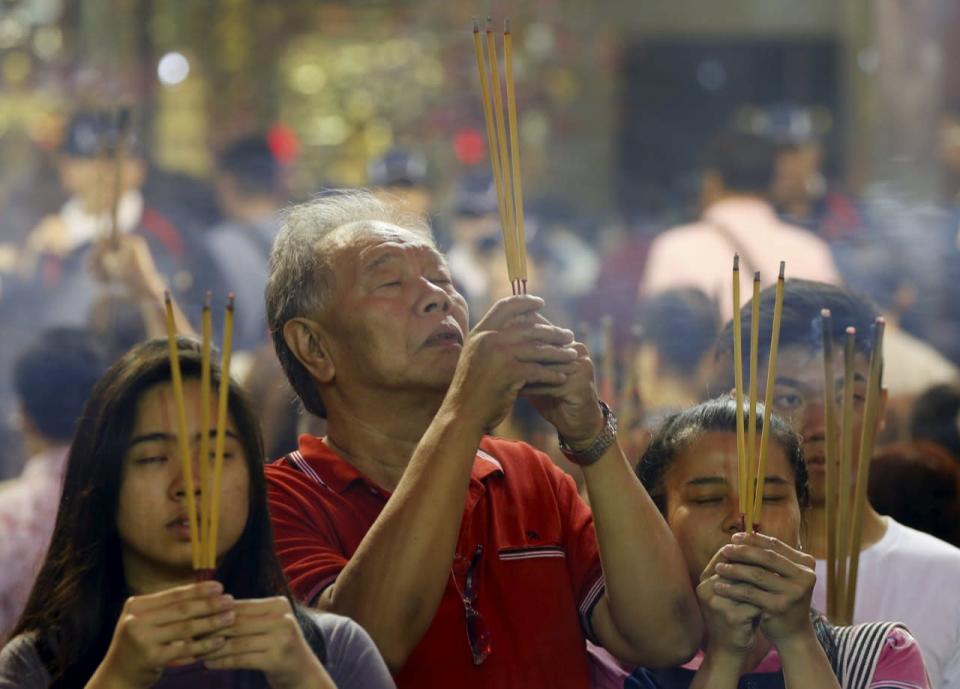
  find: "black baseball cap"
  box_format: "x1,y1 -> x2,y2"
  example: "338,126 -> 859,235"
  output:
61,108 -> 139,158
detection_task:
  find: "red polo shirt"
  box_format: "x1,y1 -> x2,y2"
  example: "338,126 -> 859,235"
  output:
265,434 -> 606,689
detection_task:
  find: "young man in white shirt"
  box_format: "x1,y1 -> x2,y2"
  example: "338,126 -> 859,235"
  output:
714,279 -> 960,689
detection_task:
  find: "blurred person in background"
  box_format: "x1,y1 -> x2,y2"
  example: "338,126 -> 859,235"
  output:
368,148 -> 434,219
756,104 -> 864,243
910,383 -> 960,466
844,245 -> 957,399
869,441 -> 960,548
205,134 -> 287,355
633,288 -> 719,425
641,131 -> 840,317
0,327 -> 108,640
714,279 -> 960,689
13,109 -> 215,328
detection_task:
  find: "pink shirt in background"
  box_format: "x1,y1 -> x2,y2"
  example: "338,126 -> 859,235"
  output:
640,197 -> 841,316
588,626 -> 929,689
0,446 -> 68,641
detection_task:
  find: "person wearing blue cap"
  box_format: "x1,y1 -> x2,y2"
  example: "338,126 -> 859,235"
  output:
367,149 -> 433,219
15,109 -> 216,331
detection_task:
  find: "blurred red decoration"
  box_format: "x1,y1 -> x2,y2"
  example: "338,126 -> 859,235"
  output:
267,123 -> 300,164
454,127 -> 486,165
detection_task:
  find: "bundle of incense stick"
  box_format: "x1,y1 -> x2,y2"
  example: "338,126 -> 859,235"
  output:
108,107 -> 132,250
164,291 -> 235,578
616,324 -> 643,436
600,315 -> 615,403
821,315 -> 885,624
731,259 -> 786,532
473,17 -> 528,295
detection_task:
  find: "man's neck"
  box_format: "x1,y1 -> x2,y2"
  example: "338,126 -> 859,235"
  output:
804,500 -> 889,560
323,389 -> 449,491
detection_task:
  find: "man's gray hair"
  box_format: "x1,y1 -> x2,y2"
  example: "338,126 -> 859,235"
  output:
266,189 -> 433,417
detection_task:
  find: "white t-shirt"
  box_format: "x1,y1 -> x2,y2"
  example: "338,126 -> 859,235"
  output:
814,517 -> 960,689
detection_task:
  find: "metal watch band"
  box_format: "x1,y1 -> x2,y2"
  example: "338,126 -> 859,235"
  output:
558,401 -> 618,466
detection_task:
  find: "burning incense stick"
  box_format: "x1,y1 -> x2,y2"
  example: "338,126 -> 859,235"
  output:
732,256 -> 747,521
745,272 -> 761,524
503,19 -> 527,291
164,292 -> 201,569
600,315 -> 615,403
835,327 -> 857,622
472,17 -> 527,294
750,262 -> 785,531
617,324 -> 642,436
820,309 -> 839,620
207,295 -> 235,569
485,19 -> 517,285
472,20 -> 514,280
845,318 -> 885,623
108,107 -> 131,250
199,294 -> 213,571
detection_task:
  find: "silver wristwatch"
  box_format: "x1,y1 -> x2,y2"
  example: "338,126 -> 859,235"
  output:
558,401 -> 618,466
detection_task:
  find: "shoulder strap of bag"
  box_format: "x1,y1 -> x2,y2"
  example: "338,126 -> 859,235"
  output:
707,219 -> 762,280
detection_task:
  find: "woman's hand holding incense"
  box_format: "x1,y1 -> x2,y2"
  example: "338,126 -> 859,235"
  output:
201,597 -> 336,689
713,532 -> 841,688
85,581 -> 235,689
712,532 -> 817,645
697,547 -> 762,658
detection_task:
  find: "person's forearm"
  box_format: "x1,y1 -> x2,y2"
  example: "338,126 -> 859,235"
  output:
778,630 -> 841,689
138,278 -> 196,338
583,441 -> 702,665
689,650 -> 742,689
321,400 -> 484,671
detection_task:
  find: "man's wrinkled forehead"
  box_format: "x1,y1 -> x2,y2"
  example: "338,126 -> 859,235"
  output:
321,220 -> 440,265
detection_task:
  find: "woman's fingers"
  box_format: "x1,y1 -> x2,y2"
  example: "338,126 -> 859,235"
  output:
160,635 -> 228,665
125,581 -> 224,616
153,608 -> 237,644
714,562 -> 789,594
719,543 -> 804,579
204,651 -> 271,671
732,532 -> 816,568
713,578 -> 795,613
150,594 -> 235,628
200,633 -> 273,660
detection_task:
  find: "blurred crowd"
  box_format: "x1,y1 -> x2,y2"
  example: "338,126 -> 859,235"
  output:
1,106 -> 959,544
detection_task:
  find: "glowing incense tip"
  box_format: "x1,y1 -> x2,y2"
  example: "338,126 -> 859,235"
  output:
846,326 -> 856,336
733,254 -> 740,271
821,308 -> 831,318
779,261 -> 786,280
486,16 -> 493,32
203,291 -> 211,309
226,293 -> 236,311
754,271 -> 760,282
505,17 -> 511,33
473,17 -> 480,33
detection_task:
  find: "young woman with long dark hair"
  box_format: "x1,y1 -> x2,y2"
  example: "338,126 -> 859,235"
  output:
0,338 -> 393,689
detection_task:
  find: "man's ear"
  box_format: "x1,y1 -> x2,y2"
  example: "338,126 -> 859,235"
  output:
283,317 -> 335,384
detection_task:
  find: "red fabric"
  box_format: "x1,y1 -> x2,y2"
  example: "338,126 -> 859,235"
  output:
140,207 -> 185,257
266,434 -> 604,689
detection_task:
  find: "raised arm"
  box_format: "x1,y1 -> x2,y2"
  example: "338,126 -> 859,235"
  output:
530,341 -> 703,666
315,296 -> 577,671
